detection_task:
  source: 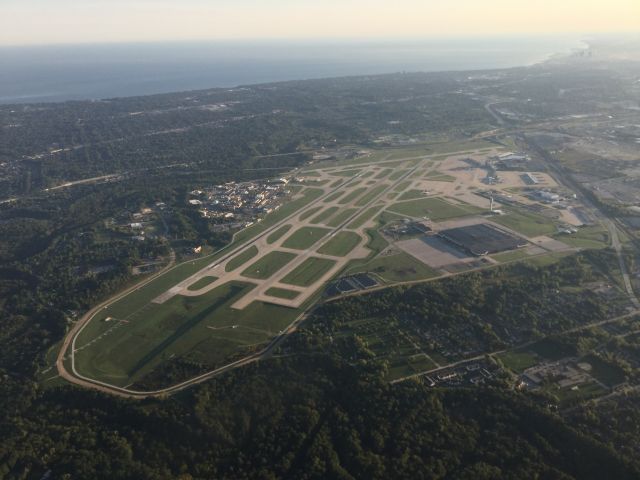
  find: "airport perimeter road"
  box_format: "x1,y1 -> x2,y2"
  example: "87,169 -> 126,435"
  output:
55,172 -> 366,397
55,250 -> 176,398
55,284 -> 313,399
55,144 -> 531,397
55,159 -> 424,397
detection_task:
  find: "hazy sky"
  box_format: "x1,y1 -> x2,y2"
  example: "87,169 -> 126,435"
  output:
1,0 -> 639,46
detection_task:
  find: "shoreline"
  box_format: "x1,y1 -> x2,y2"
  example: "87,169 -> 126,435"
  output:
0,37 -> 585,105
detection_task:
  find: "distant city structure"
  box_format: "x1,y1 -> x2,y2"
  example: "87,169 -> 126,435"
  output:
495,152 -> 530,170
189,179 -> 290,232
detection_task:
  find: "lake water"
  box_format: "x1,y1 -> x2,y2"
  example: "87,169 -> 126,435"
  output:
0,36 -> 584,104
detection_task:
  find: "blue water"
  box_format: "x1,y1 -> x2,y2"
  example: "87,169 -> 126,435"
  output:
0,36 -> 584,104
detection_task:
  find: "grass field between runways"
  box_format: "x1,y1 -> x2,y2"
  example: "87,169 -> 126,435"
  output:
317,231 -> 362,256
241,251 -> 297,279
281,257 -> 337,287
387,197 -> 482,221
74,282 -> 302,388
281,226 -> 332,250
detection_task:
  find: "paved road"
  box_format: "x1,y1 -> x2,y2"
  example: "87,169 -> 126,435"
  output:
55,249 -> 176,398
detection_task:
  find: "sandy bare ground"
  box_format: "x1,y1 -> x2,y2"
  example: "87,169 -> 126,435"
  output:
529,236 -> 572,252
560,207 -> 586,226
388,149 -> 560,215
398,236 -> 474,268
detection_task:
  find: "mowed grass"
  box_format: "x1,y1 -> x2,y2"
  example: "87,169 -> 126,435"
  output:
394,180 -> 412,192
345,252 -> 438,283
265,287 -> 301,300
75,282 -> 301,387
241,251 -> 297,279
317,231 -> 362,256
225,246 -> 259,272
323,190 -> 345,203
266,224 -> 292,244
332,168 -> 362,177
389,169 -> 410,181
553,225 -> 609,249
398,189 -> 427,201
282,226 -> 332,250
425,170 -> 455,182
490,249 -> 532,263
187,276 -> 218,291
281,257 -> 337,287
338,187 -> 368,205
374,168 -> 393,179
326,208 -> 358,227
387,197 -> 481,221
299,206 -> 323,221
355,184 -> 388,206
491,209 -> 557,237
348,206 -> 382,229
88,259 -> 220,330
497,349 -> 539,373
310,206 -> 339,224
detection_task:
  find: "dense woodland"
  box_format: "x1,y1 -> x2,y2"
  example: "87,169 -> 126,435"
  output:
2,332 -> 640,479
2,66 -> 640,478
0,72 -> 492,195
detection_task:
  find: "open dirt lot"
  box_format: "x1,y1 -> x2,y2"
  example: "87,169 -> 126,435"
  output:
397,236 -> 474,269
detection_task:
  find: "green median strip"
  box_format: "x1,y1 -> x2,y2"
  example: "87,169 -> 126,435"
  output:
265,287 -> 301,300
338,187 -> 368,205
186,276 -> 219,291
282,227 -> 332,250
267,224 -> 292,244
241,251 -> 297,280
326,208 -> 358,227
281,257 -> 337,287
310,206 -> 338,224
317,231 -> 362,256
348,206 -> 382,229
356,184 -> 388,206
225,246 -> 259,272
